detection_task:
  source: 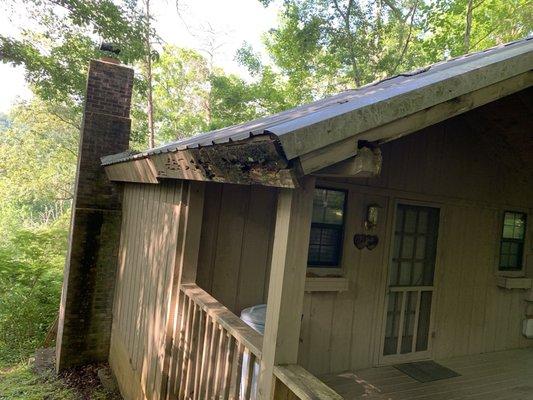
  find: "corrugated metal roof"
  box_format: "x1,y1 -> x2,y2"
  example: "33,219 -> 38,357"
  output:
102,37 -> 533,166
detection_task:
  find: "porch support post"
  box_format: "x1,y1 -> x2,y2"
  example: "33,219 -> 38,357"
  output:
258,176 -> 316,400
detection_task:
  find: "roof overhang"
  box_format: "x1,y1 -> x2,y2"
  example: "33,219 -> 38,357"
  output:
102,38 -> 533,188
103,135 -> 298,188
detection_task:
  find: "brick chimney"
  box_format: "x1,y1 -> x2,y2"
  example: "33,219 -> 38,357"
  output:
56,59 -> 134,370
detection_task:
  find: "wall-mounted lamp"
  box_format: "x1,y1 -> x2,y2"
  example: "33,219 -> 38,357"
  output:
365,204 -> 381,230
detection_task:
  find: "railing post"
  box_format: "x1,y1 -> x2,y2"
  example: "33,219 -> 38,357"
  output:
258,177 -> 315,400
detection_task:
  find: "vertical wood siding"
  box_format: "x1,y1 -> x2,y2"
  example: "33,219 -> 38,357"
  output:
197,111 -> 532,377
109,100 -> 532,389
196,183 -> 277,315
296,114 -> 532,375
109,181 -> 184,400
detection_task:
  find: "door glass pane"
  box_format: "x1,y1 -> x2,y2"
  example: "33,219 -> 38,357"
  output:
383,292 -> 401,355
401,291 -> 418,354
390,204 -> 439,287
412,262 -> 424,286
399,262 -> 412,286
404,209 -> 418,233
416,291 -> 433,352
401,236 -> 415,259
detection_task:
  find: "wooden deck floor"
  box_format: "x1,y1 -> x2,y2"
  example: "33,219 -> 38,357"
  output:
320,348 -> 533,400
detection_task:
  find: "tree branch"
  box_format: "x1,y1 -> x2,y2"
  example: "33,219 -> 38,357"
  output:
391,0 -> 419,74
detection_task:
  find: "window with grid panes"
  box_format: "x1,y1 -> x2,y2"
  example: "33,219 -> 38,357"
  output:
307,188 -> 347,267
499,211 -> 527,271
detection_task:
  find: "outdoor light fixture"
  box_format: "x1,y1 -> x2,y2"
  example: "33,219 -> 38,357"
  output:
365,204 -> 381,230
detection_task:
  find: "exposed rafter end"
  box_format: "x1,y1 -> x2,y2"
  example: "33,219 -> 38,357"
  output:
313,147 -> 382,178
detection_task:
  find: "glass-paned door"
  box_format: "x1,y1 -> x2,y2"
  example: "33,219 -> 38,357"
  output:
382,204 -> 440,360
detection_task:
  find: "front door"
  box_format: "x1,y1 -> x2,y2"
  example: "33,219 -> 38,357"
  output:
381,203 -> 440,363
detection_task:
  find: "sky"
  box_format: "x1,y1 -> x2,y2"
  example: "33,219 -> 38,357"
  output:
0,0 -> 281,113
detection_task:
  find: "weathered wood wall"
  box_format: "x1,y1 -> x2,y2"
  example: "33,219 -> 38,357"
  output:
297,105 -> 533,375
195,95 -> 533,377
109,91 -> 532,391
196,183 -> 277,315
109,181 -> 184,400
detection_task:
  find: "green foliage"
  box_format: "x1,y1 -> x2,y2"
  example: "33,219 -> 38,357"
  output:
0,218 -> 68,366
248,0 -> 532,103
0,0 -> 150,106
0,364 -> 75,399
152,46 -> 210,142
0,113 -> 11,131
421,0 -> 533,58
0,100 -> 75,367
0,363 -> 118,399
0,100 -> 77,227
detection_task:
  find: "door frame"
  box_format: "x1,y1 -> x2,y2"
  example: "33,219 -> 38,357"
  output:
373,197 -> 445,366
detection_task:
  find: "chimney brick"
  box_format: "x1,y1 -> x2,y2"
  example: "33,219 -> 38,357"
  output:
56,59 -> 134,370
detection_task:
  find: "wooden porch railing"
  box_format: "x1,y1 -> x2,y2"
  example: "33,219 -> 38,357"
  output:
273,365 -> 344,400
166,283 -> 342,400
166,283 -> 263,400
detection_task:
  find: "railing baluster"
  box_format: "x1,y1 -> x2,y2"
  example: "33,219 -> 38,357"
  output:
229,341 -> 244,400
242,349 -> 255,399
221,335 -> 235,400
170,293 -> 188,398
178,296 -> 194,399
212,326 -> 225,398
204,320 -> 219,399
198,314 -> 212,399
192,309 -> 206,400
182,303 -> 199,400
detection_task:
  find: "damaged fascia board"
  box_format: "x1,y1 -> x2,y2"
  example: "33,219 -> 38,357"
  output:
144,135 -> 297,188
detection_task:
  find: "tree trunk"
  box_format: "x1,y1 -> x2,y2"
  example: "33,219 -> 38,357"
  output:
464,0 -> 474,53
145,0 -> 155,148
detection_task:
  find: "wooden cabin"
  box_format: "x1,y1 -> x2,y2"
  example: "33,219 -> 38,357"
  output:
56,38 -> 533,400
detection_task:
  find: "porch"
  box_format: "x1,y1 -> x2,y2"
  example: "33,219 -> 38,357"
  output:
320,348 -> 533,400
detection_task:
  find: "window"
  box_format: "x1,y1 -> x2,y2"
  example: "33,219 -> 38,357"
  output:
499,211 -> 527,271
307,188 -> 347,267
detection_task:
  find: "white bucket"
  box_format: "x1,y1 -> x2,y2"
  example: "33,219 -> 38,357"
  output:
240,304 -> 266,399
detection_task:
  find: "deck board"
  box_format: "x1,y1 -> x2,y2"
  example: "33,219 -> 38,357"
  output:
320,348 -> 533,400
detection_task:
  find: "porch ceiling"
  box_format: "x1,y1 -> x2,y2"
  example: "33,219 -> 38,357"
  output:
466,87 -> 533,177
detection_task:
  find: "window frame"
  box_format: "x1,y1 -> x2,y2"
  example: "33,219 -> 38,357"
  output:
498,210 -> 527,275
307,186 -> 348,270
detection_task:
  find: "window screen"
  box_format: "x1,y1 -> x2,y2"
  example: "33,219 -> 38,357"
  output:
307,188 -> 346,267
499,211 -> 527,271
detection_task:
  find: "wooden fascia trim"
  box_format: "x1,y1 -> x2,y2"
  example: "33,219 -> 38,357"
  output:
104,136 -> 298,188
278,45 -> 533,159
298,71 -> 532,174
104,157 -> 159,184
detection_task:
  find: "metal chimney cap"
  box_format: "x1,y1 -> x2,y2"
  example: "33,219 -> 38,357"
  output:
99,42 -> 121,55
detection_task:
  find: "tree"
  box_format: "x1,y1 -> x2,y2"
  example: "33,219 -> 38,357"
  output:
151,46 -> 210,143
420,0 -> 533,59
0,0 -> 148,107
0,100 -> 77,228
143,0 -> 157,148
248,0 -> 426,100
248,0 -> 532,104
